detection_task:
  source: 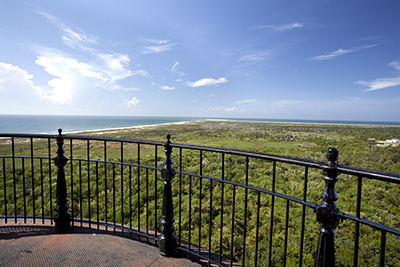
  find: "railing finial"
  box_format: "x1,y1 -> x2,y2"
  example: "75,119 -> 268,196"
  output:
159,134 -> 177,256
314,147 -> 340,267
54,128 -> 71,231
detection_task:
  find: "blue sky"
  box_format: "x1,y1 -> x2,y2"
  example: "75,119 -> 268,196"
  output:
1,1 -> 400,121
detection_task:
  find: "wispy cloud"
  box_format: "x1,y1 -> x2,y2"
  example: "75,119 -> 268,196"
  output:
39,12 -> 97,52
171,61 -> 185,76
143,44 -> 174,54
185,77 -> 228,88
235,98 -> 257,104
160,85 -> 175,90
139,38 -> 169,45
255,22 -> 303,32
309,44 -> 378,61
355,61 -> 400,91
127,97 -> 139,107
239,52 -> 270,62
140,38 -> 175,54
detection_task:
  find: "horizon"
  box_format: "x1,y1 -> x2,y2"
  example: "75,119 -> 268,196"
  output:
1,113 -> 400,125
1,1 -> 400,121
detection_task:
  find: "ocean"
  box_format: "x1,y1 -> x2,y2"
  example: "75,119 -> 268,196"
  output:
0,114 -> 399,134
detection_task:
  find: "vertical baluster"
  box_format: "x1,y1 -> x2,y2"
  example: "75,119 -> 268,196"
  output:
219,152 -> 225,264
242,156 -> 249,266
104,141 -> 107,231
380,230 -> 386,266
283,199 -> 290,267
154,145 -> 158,243
314,147 -> 340,267
31,137 -> 35,223
268,160 -> 276,266
299,166 -> 308,266
199,150 -> 202,256
254,191 -> 261,266
353,176 -> 362,266
159,134 -> 177,256
179,147 -> 182,246
48,139 -> 52,225
79,160 -> 82,227
69,139 -> 73,227
12,137 -> 16,223
129,165 -> 132,237
121,142 -> 124,235
96,161 -> 99,230
87,140 -> 90,228
40,158 -> 44,224
230,185 -> 235,267
137,143 -> 141,237
2,157 -> 7,223
113,164 -> 116,233
22,158 -> 26,223
189,175 -> 192,252
208,178 -> 213,263
146,168 -> 149,242
54,129 -> 71,231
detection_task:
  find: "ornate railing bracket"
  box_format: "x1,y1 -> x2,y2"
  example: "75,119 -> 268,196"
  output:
54,129 -> 72,231
158,134 -> 177,256
314,147 -> 340,267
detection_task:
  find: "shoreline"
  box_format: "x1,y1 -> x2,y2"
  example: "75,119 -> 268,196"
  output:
64,120 -> 203,135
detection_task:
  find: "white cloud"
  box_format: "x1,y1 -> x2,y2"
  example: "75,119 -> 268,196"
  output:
35,56 -> 107,104
160,85 -> 175,90
110,84 -> 141,91
355,78 -> 400,91
127,97 -> 139,107
207,94 -> 213,97
355,61 -> 400,91
309,44 -> 378,61
185,77 -> 228,88
235,98 -> 257,104
256,22 -> 303,31
0,62 -> 43,99
389,61 -> 400,70
96,53 -> 132,81
171,61 -> 185,76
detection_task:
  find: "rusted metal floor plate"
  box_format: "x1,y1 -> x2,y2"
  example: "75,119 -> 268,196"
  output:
0,223 -> 201,267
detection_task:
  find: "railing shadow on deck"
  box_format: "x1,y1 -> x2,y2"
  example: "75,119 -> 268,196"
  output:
1,130 -> 400,266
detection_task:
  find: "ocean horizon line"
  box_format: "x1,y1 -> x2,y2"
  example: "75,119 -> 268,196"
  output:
1,114 -> 400,134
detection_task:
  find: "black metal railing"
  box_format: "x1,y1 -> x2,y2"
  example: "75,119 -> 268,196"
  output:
1,131 -> 400,266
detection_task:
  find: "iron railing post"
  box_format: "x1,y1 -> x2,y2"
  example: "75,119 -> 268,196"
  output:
54,129 -> 71,231
159,134 -> 177,256
314,147 -> 340,267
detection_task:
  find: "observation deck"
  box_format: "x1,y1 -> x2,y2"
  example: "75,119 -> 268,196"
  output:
0,220 -> 201,267
1,130 -> 399,266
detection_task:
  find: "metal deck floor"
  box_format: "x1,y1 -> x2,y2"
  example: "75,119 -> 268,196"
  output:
0,222 -> 202,267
